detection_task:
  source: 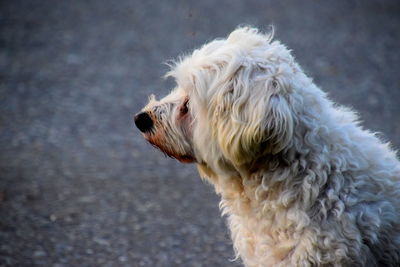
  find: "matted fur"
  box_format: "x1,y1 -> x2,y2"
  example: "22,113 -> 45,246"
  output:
136,27 -> 400,267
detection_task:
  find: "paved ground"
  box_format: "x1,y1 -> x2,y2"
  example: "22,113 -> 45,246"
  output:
0,0 -> 399,266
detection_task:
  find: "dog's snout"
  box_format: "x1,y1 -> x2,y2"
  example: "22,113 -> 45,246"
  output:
134,112 -> 153,133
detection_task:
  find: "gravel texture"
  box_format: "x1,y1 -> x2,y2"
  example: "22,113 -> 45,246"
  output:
0,0 -> 399,266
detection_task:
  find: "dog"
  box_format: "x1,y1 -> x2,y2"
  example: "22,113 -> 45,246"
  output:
134,27 -> 400,267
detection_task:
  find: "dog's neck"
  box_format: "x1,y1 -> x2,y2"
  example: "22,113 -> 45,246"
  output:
196,146 -> 332,265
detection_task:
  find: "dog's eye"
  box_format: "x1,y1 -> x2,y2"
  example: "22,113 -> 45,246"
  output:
179,98 -> 189,115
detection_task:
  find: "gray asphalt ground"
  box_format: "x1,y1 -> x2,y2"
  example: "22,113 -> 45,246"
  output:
0,0 -> 399,266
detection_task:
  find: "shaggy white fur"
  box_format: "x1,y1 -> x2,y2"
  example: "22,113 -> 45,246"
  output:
135,27 -> 400,267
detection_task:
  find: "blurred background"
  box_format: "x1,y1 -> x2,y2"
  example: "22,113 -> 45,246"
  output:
0,0 -> 399,266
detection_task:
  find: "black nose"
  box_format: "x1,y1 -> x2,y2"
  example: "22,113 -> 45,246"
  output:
134,112 -> 154,133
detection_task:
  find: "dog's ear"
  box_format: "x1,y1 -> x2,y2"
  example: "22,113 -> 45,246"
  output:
214,70 -> 294,167
261,87 -> 294,155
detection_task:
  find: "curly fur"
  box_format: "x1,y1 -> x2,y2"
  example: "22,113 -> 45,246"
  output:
136,27 -> 400,266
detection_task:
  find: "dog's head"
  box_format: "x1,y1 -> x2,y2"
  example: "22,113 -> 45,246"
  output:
135,27 -> 307,171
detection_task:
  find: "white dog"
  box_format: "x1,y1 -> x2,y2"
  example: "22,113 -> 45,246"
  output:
135,27 -> 400,267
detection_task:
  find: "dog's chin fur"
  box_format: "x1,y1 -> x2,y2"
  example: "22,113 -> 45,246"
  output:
138,27 -> 400,266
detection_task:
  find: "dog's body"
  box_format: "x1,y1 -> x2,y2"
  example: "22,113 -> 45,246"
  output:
135,27 -> 400,266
